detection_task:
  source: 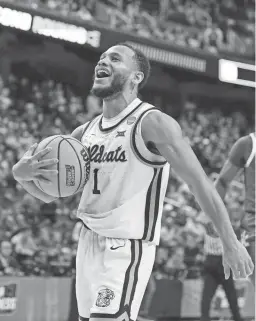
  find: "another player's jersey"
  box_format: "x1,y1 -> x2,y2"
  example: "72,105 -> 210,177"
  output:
244,133 -> 255,214
229,133 -> 255,215
77,98 -> 170,245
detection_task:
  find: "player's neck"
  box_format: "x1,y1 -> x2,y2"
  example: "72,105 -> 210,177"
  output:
102,92 -> 137,119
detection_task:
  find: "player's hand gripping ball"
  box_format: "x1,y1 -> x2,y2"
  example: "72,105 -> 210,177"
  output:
32,135 -> 90,198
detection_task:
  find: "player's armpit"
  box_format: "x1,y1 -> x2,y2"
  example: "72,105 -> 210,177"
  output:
71,125 -> 85,141
71,123 -> 89,141
141,112 -> 209,187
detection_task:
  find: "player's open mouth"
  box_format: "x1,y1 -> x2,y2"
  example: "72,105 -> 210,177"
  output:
95,69 -> 111,80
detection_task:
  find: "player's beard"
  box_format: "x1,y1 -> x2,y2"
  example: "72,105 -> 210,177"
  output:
91,73 -> 127,99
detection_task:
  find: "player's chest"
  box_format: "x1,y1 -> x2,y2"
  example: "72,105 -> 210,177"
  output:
81,126 -> 131,166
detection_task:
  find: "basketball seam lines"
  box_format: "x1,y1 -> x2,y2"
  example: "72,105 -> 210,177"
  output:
32,135 -> 61,193
58,138 -> 66,197
64,138 -> 83,195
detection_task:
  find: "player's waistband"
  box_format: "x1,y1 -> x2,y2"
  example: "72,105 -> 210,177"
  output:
82,221 -> 91,230
81,221 -> 158,245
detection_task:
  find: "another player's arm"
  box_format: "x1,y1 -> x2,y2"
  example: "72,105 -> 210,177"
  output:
141,112 -> 238,249
215,137 -> 247,200
12,125 -> 85,203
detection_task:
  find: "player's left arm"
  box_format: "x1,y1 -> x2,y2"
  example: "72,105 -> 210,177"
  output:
141,112 -> 238,249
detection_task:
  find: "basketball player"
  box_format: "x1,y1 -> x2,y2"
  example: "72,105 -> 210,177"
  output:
12,43 -> 254,321
215,134 -> 255,285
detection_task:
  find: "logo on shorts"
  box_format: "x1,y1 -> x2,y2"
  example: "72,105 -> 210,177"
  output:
110,240 -> 126,250
65,165 -> 75,186
96,288 -> 115,307
110,245 -> 125,250
0,283 -> 17,315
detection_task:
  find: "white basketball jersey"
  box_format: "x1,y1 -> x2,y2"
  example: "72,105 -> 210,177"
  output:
77,98 -> 170,245
245,133 -> 256,168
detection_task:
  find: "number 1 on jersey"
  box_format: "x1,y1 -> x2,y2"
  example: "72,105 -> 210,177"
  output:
93,168 -> 101,194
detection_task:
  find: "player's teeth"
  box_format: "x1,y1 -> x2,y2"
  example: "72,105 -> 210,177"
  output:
97,70 -> 109,78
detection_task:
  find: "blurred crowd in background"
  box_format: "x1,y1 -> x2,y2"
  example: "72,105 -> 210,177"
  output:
11,0 -> 255,59
0,73 -> 253,278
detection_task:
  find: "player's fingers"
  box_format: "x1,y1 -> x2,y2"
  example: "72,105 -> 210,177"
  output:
247,256 -> 254,275
231,265 -> 240,280
36,169 -> 58,176
34,175 -> 52,185
24,143 -> 38,156
34,159 -> 58,169
237,263 -> 247,279
31,147 -> 52,161
245,261 -> 253,277
223,261 -> 230,280
248,255 -> 254,270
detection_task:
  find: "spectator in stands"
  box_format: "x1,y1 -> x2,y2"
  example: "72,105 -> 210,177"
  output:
9,0 -> 255,57
203,22 -> 224,53
0,240 -> 21,276
164,247 -> 187,280
12,229 -> 38,260
33,250 -> 51,276
154,247 -> 169,279
50,247 -> 74,276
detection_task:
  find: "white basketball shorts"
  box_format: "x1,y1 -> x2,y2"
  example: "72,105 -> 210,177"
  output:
76,225 -> 156,321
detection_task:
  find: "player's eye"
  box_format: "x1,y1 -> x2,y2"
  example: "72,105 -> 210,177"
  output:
111,56 -> 120,61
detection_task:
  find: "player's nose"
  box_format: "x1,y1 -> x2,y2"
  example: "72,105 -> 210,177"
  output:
98,57 -> 109,67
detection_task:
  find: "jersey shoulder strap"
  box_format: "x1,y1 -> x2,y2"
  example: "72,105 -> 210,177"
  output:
245,133 -> 256,167
80,115 -> 101,137
131,104 -> 167,167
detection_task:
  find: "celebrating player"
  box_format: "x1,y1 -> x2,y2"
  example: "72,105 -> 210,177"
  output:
215,133 -> 255,285
12,43 -> 254,321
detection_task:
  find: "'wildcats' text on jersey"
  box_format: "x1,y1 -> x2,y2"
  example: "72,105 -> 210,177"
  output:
77,98 -> 170,245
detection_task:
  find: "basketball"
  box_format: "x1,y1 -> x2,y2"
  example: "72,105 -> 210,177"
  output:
32,135 -> 90,198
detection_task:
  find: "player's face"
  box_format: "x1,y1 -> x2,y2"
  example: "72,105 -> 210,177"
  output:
91,45 -> 137,98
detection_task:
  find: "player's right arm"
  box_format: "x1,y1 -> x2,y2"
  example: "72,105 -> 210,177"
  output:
12,125 -> 85,203
215,136 -> 247,200
12,144 -> 59,203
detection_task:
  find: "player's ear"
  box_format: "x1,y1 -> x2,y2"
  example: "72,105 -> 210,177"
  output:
132,71 -> 144,86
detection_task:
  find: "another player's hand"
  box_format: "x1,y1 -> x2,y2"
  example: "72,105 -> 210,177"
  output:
222,240 -> 254,280
12,143 -> 58,184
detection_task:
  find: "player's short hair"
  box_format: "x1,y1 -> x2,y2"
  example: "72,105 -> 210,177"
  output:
116,42 -> 151,90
